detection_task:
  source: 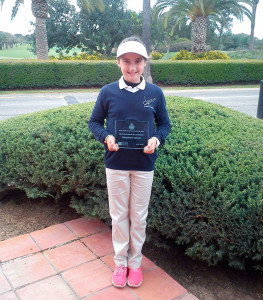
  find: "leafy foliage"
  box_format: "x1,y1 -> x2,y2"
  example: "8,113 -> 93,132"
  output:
150,60 -> 263,85
0,60 -> 121,89
49,53 -> 103,60
172,50 -> 230,60
45,0 -> 79,53
77,0 -> 141,55
0,98 -> 263,270
151,51 -> 164,60
1,60 -> 262,89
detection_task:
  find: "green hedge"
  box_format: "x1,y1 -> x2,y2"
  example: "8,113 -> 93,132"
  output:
151,60 -> 263,85
0,60 -> 121,89
0,98 -> 263,270
0,59 -> 262,89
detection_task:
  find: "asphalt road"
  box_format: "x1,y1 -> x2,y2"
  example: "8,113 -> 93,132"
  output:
0,88 -> 260,121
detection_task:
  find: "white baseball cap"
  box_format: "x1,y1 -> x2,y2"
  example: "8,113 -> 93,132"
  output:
116,41 -> 149,59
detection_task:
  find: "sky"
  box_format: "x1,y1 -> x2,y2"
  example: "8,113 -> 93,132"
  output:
0,0 -> 262,39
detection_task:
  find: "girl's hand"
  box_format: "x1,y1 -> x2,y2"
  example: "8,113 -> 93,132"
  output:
105,135 -> 119,151
143,138 -> 157,154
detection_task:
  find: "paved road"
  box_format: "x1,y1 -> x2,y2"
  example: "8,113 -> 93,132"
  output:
0,88 -> 260,121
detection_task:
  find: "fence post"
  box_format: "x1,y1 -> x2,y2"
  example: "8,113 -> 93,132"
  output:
257,80 -> 263,119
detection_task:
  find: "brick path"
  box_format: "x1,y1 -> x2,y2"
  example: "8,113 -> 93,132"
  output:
0,217 -> 199,300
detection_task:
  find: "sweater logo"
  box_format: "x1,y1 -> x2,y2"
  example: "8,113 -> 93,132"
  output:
143,97 -> 156,109
129,123 -> 135,130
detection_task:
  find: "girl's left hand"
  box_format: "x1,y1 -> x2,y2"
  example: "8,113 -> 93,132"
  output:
143,138 -> 157,154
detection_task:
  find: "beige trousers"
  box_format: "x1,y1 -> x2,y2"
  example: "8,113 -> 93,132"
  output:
106,168 -> 154,269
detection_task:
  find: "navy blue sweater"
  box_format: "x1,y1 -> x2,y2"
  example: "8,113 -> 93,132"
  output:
88,81 -> 171,171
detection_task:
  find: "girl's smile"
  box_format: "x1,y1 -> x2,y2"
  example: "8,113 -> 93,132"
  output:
117,53 -> 147,84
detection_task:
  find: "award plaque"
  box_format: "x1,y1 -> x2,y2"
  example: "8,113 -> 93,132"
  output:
115,120 -> 149,149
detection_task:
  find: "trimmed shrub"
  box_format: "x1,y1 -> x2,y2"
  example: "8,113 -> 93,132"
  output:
49,53 -> 104,60
1,60 -> 262,90
172,50 -> 230,60
151,51 -> 164,60
0,97 -> 263,270
0,60 -> 121,89
150,60 -> 263,85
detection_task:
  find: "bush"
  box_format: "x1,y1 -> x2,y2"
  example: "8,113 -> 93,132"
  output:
49,53 -> 104,60
0,60 -> 262,89
172,50 -> 230,60
0,60 -> 121,89
0,97 -> 263,270
151,51 -> 164,60
150,60 -> 263,85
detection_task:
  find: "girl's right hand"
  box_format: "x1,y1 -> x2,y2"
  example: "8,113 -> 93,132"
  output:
105,135 -> 119,151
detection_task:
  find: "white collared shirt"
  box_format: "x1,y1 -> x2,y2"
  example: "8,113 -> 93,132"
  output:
119,76 -> 146,93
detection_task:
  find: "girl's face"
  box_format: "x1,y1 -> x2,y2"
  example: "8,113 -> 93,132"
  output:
117,53 -> 147,83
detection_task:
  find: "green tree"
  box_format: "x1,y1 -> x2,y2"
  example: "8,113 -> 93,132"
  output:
0,32 -> 16,50
45,0 -> 79,52
154,0 -> 251,53
0,0 -> 104,59
78,0 -> 141,55
221,32 -> 249,50
0,0 -> 49,59
249,0 -> 259,50
206,12 -> 233,49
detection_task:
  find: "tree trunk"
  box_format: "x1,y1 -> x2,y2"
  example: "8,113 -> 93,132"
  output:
165,47 -> 170,59
35,17 -> 49,59
32,0 -> 49,60
191,16 -> 207,53
142,0 -> 152,83
214,24 -> 224,50
249,0 -> 258,51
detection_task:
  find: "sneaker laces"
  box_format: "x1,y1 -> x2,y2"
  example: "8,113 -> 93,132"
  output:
114,266 -> 127,276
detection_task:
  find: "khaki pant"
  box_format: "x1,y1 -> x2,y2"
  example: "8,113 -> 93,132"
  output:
106,168 -> 154,269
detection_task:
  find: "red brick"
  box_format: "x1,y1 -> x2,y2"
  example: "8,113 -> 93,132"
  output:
16,275 -> 77,300
0,270 -> 11,294
30,224 -> 76,250
2,253 -> 56,288
81,231 -> 114,257
134,267 -> 187,300
65,218 -> 110,238
84,286 -> 139,300
0,234 -> 39,262
0,291 -> 18,300
44,240 -> 96,271
63,260 -> 112,297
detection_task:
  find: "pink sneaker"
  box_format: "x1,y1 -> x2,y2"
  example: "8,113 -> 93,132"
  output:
112,265 -> 127,288
127,267 -> 142,287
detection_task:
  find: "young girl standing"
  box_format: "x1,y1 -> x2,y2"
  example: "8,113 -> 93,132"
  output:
89,36 -> 171,288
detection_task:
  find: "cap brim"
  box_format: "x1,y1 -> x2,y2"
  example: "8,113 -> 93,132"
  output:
117,41 -> 149,59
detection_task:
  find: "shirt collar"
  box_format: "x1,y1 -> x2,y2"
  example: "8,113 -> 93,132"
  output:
119,76 -> 146,93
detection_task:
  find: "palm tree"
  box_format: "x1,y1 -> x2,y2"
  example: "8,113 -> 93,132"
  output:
1,0 -> 104,60
249,0 -> 259,50
143,0 -> 152,82
32,0 -> 49,59
0,0 -> 49,59
81,0 -> 104,13
154,0 -> 251,53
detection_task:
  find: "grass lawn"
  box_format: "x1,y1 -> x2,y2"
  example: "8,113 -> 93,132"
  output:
0,44 -> 82,59
0,44 -> 36,59
48,46 -> 82,57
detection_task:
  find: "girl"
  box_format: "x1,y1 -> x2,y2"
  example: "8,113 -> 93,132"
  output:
89,36 -> 171,288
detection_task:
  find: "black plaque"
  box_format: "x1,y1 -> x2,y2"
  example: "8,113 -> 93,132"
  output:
115,120 -> 149,149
